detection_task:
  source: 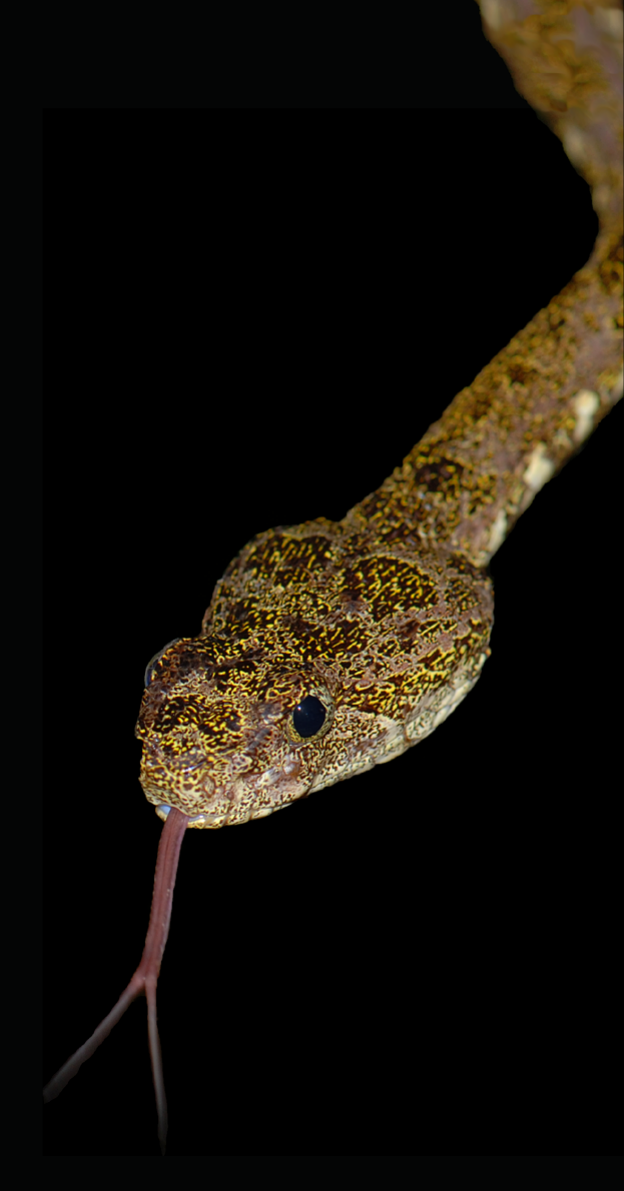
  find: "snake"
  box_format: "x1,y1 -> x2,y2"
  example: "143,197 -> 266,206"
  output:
44,1 -> 623,1155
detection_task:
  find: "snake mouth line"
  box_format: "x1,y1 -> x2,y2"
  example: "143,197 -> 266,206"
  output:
155,803 -> 215,826
153,771 -> 317,827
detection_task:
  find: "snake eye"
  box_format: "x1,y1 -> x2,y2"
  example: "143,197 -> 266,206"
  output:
144,638 -> 182,687
292,695 -> 326,739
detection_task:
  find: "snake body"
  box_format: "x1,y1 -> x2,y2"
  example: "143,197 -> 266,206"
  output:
45,0 -> 623,1156
137,3 -> 623,830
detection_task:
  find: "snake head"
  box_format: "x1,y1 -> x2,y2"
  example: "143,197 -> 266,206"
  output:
135,634 -> 344,827
135,521 -> 494,829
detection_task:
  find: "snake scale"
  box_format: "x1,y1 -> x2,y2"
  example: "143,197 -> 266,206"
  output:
45,1 -> 623,1156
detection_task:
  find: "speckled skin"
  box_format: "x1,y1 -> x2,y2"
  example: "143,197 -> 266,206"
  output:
137,530 -> 494,826
136,0 -> 623,829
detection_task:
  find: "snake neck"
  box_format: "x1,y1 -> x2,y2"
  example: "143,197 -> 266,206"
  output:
342,224 -> 622,569
343,2 -> 623,569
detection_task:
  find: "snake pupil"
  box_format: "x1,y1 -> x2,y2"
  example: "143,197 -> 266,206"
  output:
292,695 -> 326,738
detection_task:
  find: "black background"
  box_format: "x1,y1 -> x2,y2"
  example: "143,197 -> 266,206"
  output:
43,16 -> 622,1159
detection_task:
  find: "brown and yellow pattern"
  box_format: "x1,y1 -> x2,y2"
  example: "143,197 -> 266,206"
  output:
136,1 -> 623,829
